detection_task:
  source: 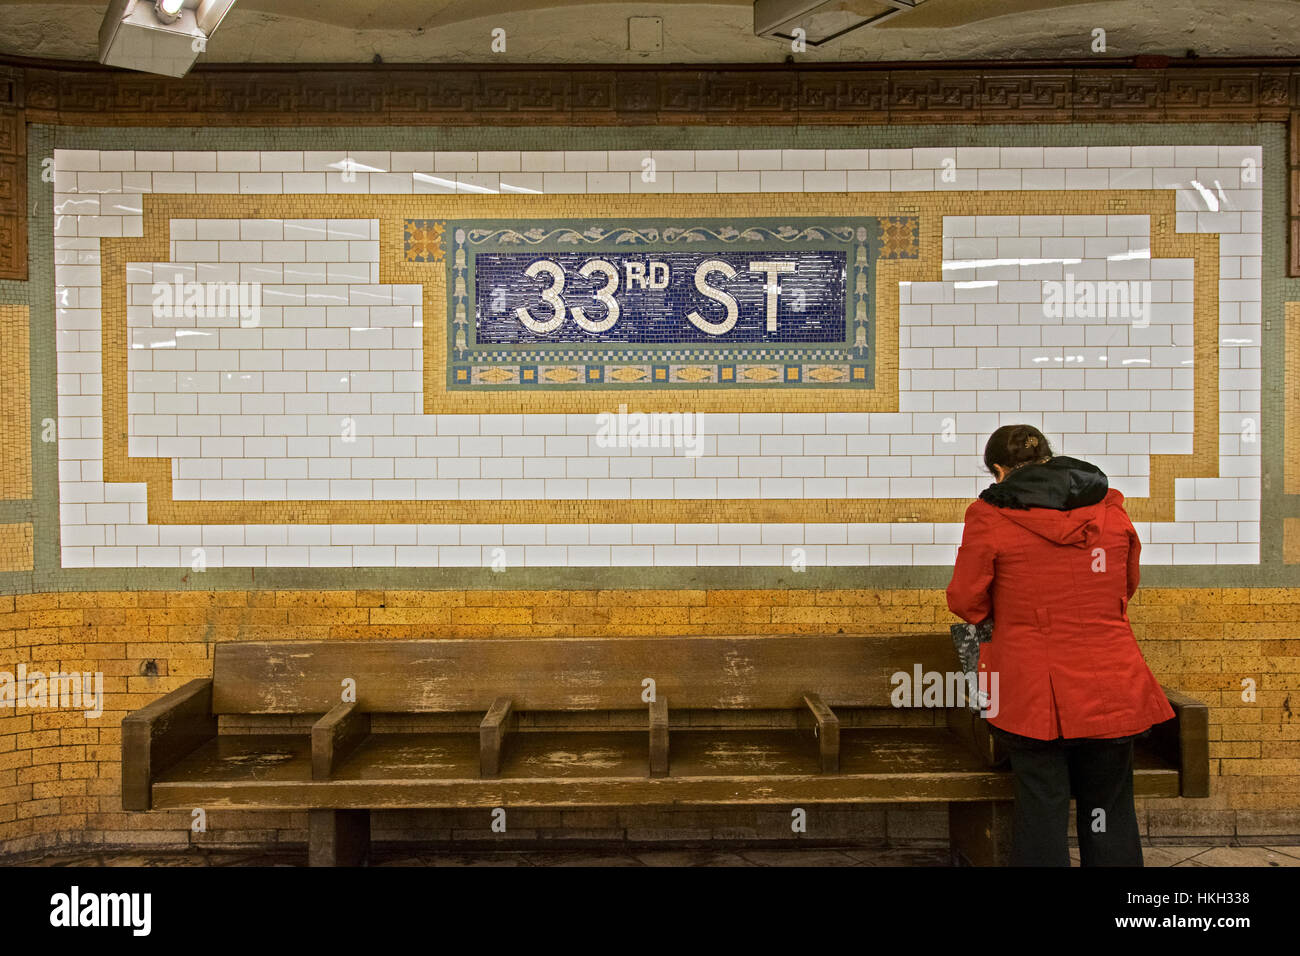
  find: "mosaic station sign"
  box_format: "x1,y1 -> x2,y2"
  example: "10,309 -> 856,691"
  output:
405,216 -> 919,390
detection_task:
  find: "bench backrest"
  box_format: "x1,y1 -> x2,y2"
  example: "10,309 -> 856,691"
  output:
210,634 -> 956,714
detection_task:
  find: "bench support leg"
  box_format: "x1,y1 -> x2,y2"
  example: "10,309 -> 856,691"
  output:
309,809 -> 370,867
948,801 -> 1014,867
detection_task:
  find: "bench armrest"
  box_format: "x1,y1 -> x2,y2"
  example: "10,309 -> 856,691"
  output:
312,702 -> 371,781
1148,685 -> 1210,797
121,678 -> 217,811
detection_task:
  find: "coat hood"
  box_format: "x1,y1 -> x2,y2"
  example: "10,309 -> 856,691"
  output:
978,456 -> 1116,548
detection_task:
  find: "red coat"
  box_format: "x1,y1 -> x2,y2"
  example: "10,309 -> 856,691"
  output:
946,487 -> 1174,740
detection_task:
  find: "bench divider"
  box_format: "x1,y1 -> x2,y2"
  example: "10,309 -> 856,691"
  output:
801,693 -> 840,774
311,702 -> 371,782
649,696 -> 669,777
480,696 -> 515,778
944,706 -> 1008,768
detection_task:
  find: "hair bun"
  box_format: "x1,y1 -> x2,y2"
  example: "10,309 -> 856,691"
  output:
983,424 -> 1054,478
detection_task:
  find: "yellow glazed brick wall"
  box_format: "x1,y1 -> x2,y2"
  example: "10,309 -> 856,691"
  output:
0,586 -> 1296,855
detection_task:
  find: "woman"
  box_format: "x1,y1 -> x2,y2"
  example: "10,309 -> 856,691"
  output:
946,424 -> 1174,866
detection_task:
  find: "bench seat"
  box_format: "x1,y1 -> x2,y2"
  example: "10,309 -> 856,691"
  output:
150,727 -> 1182,810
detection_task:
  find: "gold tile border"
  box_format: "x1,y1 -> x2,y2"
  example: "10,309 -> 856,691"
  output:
1285,519 -> 1300,564
0,522 -> 34,572
1286,302 -> 1300,496
97,190 -> 1217,525
0,305 -> 31,501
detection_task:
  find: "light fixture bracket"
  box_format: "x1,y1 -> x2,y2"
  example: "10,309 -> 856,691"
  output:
754,0 -> 927,48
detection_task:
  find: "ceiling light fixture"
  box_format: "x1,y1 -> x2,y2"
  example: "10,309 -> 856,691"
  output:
754,0 -> 927,48
99,0 -> 239,77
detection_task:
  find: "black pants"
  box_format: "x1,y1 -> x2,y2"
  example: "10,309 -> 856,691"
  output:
990,726 -> 1144,867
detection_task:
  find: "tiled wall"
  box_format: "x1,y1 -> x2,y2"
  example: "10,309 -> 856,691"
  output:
50,145 -> 1261,568
0,120 -> 1296,855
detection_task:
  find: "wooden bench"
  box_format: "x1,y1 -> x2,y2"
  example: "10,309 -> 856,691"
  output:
121,634 -> 1209,866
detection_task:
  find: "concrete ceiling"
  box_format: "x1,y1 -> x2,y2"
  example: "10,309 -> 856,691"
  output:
0,0 -> 1297,64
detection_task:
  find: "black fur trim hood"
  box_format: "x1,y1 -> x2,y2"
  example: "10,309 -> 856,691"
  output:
978,455 -> 1109,511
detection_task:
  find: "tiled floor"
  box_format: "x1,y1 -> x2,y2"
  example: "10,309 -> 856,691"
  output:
10,843 -> 1300,867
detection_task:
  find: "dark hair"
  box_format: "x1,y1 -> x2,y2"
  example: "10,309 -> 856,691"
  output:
983,424 -> 1053,477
